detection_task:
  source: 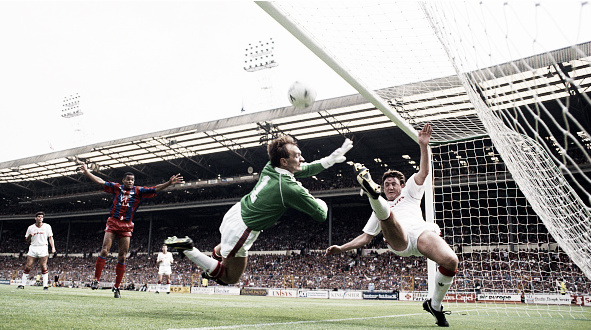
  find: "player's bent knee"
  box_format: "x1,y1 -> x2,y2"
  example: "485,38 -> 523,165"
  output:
442,254 -> 459,272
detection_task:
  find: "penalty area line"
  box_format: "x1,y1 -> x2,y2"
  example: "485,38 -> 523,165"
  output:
166,312 -> 427,330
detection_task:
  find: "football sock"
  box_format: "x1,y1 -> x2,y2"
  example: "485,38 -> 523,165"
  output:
432,266 -> 456,310
368,196 -> 391,220
166,284 -> 171,293
114,262 -> 125,288
42,271 -> 48,287
21,270 -> 29,286
184,247 -> 222,275
94,256 -> 106,281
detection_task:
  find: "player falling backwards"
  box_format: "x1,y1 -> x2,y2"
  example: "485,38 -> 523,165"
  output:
79,163 -> 183,298
165,135 -> 353,285
325,124 -> 458,327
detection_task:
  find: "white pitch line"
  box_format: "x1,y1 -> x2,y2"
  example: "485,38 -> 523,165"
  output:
166,312 -> 427,330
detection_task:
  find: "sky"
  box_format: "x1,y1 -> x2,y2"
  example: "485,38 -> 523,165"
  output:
1,1 -> 589,164
0,1 -> 357,163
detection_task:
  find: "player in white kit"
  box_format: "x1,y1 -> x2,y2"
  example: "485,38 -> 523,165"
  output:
156,244 -> 174,294
325,124 -> 458,327
18,211 -> 56,290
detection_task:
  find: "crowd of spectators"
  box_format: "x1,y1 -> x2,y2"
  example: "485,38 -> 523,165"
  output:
1,206 -> 589,295
1,162 -> 589,295
0,206 -> 380,255
1,248 -> 589,295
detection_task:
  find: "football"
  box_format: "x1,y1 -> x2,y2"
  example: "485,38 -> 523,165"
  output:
288,81 -> 316,109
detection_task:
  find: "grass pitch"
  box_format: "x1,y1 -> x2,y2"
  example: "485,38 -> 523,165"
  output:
1,285 -> 589,330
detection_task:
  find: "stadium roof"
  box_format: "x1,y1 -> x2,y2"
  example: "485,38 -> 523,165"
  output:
0,92 -> 394,183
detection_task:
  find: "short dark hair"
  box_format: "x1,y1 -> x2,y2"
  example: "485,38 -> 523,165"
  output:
123,172 -> 134,178
268,135 -> 297,168
35,211 -> 45,217
382,170 -> 406,185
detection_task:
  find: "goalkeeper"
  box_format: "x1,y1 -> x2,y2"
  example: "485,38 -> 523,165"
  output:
165,135 -> 353,285
325,124 -> 458,327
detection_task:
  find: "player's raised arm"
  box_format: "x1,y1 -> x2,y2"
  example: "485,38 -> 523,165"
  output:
414,123 -> 432,185
79,163 -> 106,186
154,173 -> 184,192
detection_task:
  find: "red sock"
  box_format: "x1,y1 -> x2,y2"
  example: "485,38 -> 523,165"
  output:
438,265 -> 457,277
210,262 -> 225,279
115,262 -> 125,289
94,256 -> 106,281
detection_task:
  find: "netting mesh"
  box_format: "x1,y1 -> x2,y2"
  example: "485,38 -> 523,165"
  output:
433,138 -> 590,315
259,0 -> 591,314
421,2 -> 591,281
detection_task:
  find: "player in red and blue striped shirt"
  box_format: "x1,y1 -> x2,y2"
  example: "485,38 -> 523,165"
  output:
79,163 -> 183,298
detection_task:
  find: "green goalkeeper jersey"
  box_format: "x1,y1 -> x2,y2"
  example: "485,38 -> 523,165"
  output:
240,161 -> 328,231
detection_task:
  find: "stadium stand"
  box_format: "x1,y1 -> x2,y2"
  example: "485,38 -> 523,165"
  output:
1,80 -> 589,301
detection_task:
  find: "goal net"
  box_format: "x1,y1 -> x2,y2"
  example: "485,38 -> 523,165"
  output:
258,1 -> 591,315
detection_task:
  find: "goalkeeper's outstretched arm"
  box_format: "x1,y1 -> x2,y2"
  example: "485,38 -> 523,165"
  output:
320,138 -> 353,168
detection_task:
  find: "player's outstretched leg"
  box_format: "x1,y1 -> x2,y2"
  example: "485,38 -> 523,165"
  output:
423,299 -> 450,327
164,236 -> 194,251
352,163 -> 381,199
165,236 -> 228,285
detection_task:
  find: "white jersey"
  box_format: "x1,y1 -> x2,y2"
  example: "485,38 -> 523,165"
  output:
25,223 -> 53,246
157,252 -> 174,268
363,173 -> 426,236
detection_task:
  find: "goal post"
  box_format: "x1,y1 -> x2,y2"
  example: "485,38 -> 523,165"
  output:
258,0 -> 591,316
255,1 -> 419,142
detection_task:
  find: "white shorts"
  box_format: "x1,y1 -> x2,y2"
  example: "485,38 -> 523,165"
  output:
387,221 -> 441,257
27,245 -> 49,258
158,266 -> 172,276
219,202 -> 260,258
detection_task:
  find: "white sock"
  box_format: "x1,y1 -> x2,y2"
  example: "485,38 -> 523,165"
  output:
431,270 -> 454,310
166,284 -> 171,293
184,247 -> 219,274
42,273 -> 48,287
21,273 -> 28,286
368,196 -> 390,220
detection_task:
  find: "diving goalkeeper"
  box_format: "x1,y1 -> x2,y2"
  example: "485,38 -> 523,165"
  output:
165,135 -> 353,285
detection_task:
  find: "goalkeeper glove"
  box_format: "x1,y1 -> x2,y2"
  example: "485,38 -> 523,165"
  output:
321,138 -> 353,168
